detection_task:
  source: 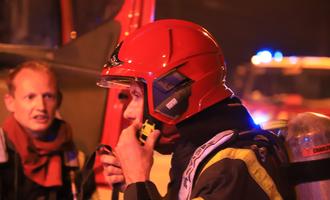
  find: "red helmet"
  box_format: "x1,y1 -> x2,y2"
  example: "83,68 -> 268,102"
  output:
98,19 -> 233,125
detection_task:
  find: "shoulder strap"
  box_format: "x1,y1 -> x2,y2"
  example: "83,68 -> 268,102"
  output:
238,128 -> 290,164
178,130 -> 235,200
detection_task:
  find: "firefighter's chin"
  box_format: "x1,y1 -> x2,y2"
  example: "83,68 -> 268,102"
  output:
155,132 -> 180,154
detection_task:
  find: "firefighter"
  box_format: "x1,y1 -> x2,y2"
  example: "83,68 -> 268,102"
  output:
98,19 -> 295,200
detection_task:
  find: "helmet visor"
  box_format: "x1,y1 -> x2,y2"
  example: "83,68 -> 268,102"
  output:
97,75 -> 181,151
97,76 -> 139,89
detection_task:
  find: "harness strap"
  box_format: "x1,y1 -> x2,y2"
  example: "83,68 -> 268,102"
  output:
286,158 -> 330,185
178,130 -> 235,200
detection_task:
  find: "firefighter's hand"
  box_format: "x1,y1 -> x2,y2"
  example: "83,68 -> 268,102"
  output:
99,152 -> 127,191
115,120 -> 160,185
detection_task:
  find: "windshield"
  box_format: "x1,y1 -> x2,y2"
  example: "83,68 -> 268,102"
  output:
247,68 -> 330,100
0,0 -> 124,47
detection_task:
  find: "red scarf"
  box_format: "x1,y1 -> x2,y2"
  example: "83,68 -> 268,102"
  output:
3,115 -> 74,187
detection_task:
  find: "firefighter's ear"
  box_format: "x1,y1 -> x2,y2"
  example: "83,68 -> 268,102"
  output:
57,91 -> 62,108
4,93 -> 15,113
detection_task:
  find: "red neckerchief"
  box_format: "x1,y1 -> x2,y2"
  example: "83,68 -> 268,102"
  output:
3,115 -> 74,187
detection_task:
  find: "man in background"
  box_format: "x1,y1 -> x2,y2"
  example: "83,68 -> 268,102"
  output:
0,61 -> 81,200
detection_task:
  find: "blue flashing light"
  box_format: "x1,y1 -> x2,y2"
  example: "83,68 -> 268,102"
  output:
252,112 -> 270,125
273,51 -> 283,62
252,49 -> 285,65
256,50 -> 272,63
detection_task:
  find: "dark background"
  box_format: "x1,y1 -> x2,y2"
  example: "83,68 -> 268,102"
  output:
155,0 -> 330,86
1,0 -> 329,83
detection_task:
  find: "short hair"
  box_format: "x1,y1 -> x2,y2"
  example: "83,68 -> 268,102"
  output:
6,60 -> 59,95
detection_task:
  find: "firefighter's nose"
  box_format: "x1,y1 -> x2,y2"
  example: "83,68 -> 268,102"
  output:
123,102 -> 136,120
35,96 -> 46,110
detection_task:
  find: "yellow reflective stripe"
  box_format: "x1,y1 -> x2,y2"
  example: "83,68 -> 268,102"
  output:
192,197 -> 204,200
198,148 -> 282,200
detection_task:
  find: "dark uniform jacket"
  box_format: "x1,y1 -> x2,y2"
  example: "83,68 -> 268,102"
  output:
123,97 -> 295,200
0,140 -> 75,200
0,117 -> 84,200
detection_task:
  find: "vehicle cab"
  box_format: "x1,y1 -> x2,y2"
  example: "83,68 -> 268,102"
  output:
234,50 -> 330,125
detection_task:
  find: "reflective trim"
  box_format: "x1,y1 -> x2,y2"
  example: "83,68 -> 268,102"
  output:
192,197 -> 204,200
178,130 -> 235,200
198,148 -> 282,200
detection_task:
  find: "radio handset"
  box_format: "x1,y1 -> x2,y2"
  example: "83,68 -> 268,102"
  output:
138,119 -> 156,145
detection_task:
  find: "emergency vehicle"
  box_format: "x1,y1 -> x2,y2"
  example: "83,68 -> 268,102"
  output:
234,50 -> 330,125
0,0 -> 156,198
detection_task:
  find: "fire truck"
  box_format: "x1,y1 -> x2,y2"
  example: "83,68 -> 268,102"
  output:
0,0 -> 155,197
234,50 -> 330,125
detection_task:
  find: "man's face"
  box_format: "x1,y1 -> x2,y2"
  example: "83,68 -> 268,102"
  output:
123,83 -> 180,154
5,69 -> 59,135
